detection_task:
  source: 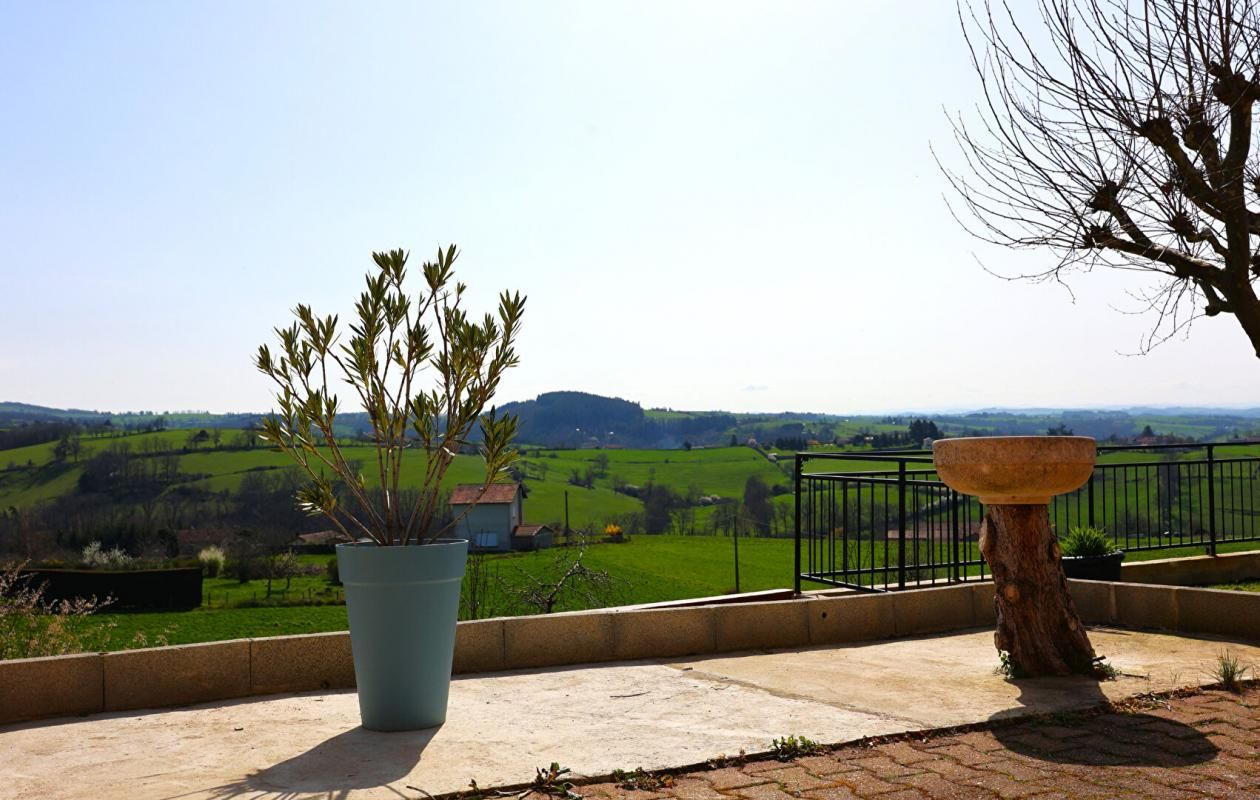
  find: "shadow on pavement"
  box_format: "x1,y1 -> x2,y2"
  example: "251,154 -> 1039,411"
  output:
193,725 -> 437,800
989,679 -> 1218,767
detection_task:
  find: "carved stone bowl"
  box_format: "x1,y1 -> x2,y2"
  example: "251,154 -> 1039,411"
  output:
932,436 -> 1096,506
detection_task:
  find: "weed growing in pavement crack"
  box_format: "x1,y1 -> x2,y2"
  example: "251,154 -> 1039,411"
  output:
770,735 -> 823,761
610,768 -> 673,791
1210,650 -> 1252,693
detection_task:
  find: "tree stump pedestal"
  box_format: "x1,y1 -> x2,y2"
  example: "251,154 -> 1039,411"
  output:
980,504 -> 1095,675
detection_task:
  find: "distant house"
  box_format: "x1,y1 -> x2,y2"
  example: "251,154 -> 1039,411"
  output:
885,520 -> 981,542
290,530 -> 353,554
450,483 -> 551,552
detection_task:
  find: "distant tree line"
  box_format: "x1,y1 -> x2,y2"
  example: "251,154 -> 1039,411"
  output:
0,421 -> 83,451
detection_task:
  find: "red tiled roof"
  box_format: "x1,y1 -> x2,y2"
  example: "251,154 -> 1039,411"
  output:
295,530 -> 353,545
450,483 -> 520,505
513,524 -> 550,537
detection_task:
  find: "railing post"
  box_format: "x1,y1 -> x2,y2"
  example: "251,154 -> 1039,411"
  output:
897,461 -> 907,590
950,488 -> 960,583
1087,471 -> 1095,528
1207,444 -> 1217,556
794,454 -> 803,594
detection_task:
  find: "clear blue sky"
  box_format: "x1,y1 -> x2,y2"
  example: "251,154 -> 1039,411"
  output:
4,1 -> 1259,415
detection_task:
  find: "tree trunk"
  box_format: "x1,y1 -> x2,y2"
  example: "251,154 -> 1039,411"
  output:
980,504 -> 1096,677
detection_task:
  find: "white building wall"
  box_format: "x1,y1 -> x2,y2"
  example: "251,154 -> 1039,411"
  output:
453,503 -> 514,551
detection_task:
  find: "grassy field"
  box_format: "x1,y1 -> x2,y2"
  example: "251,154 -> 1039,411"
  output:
86,535 -> 799,648
86,605 -> 351,648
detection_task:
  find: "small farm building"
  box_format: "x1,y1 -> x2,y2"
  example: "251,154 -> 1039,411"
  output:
450,483 -> 551,552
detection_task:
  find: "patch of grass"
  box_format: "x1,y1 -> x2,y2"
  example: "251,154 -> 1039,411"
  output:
1210,649 -> 1252,692
1211,579 -> 1260,592
200,565 -> 341,608
88,605 -> 350,648
484,535 -> 797,610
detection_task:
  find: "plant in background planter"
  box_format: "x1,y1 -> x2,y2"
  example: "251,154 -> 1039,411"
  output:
256,245 -> 524,731
1059,525 -> 1125,581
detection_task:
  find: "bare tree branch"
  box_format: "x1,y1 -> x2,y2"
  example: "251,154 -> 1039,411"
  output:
946,0 -> 1260,357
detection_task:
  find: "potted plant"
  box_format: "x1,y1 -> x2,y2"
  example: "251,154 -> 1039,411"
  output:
256,246 -> 524,731
1059,525 -> 1125,581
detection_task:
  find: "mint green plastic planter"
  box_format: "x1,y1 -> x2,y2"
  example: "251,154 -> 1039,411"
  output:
336,538 -> 468,731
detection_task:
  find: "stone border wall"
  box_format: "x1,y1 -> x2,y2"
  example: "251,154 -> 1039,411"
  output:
1118,549 -> 1260,585
3,553 -> 1259,726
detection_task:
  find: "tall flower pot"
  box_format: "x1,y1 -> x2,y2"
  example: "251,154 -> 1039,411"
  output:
336,538 -> 467,731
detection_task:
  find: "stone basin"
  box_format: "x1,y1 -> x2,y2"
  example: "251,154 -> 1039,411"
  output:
932,436 -> 1096,506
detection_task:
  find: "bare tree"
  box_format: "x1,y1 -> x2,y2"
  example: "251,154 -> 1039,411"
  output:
501,540 -> 617,614
945,0 -> 1260,354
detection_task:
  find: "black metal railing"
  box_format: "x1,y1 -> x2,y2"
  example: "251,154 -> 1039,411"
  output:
794,441 -> 1260,593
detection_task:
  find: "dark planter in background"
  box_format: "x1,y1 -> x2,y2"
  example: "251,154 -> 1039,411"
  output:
1061,551 -> 1125,581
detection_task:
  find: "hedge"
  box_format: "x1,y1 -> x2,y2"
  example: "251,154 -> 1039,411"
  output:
21,567 -> 203,610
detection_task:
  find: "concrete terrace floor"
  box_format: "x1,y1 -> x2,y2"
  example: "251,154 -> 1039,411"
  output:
4,627 -> 1260,800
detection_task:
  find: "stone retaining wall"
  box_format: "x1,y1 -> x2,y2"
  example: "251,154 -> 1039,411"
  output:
1118,549 -> 1260,585
3,555 -> 1259,726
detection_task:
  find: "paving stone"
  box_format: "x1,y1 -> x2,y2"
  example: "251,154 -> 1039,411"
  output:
949,731 -> 1006,753
702,767 -> 770,790
920,743 -> 1000,766
667,778 -> 727,800
876,742 -> 949,765
1089,778 -> 1198,800
1029,724 -> 1091,740
975,759 -> 1056,783
1178,779 -> 1243,796
740,759 -> 797,774
793,755 -> 864,777
894,772 -> 998,799
831,770 -> 904,797
917,759 -> 989,782
843,756 -> 926,779
1181,757 -> 1260,788
752,766 -> 833,792
1204,732 -> 1259,756
799,787 -> 861,800
998,776 -> 1114,798
580,784 -> 669,800
964,772 -> 1052,799
998,732 -> 1081,755
732,781 -> 800,800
